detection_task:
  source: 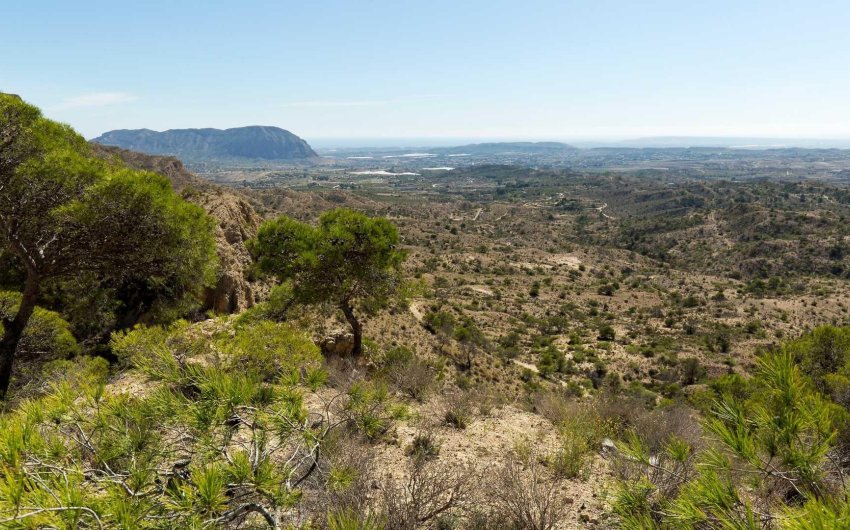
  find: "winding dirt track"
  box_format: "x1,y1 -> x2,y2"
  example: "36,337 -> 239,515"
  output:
595,203 -> 614,219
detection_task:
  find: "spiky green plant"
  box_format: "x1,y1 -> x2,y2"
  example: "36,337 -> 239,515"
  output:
0,317 -> 334,528
613,350 -> 846,529
327,509 -> 385,530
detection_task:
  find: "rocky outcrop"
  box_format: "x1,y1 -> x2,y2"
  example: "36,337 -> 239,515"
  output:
92,126 -> 318,163
318,327 -> 355,357
196,191 -> 263,313
91,144 -> 262,313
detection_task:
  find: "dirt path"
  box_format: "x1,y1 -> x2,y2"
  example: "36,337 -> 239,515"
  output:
594,202 -> 614,219
513,359 -> 539,373
547,254 -> 582,269
466,285 -> 494,296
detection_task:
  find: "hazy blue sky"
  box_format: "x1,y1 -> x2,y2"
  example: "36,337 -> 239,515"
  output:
4,0 -> 850,143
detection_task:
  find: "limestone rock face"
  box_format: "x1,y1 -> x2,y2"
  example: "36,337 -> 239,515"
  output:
91,144 -> 263,313
196,192 -> 263,313
318,328 -> 355,357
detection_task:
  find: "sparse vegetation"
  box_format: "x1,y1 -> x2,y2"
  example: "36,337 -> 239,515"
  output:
6,94 -> 850,527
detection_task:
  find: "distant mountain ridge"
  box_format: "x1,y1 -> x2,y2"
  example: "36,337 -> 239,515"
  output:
92,126 -> 318,162
435,141 -> 578,155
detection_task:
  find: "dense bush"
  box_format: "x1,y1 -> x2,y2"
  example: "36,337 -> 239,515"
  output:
221,320 -> 323,383
378,346 -> 438,401
484,450 -> 570,530
0,291 -> 80,363
536,345 -> 568,378
598,324 -> 616,341
785,325 -> 850,397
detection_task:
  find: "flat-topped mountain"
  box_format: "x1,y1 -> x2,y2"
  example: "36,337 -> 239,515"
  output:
92,126 -> 318,162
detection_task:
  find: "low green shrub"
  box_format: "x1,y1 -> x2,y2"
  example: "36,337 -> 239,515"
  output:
0,291 -> 80,362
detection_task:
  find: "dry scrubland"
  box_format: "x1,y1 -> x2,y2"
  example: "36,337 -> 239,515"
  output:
5,137 -> 850,528
247,165 -> 850,527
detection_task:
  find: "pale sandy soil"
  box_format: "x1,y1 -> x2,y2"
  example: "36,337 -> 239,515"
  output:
380,402 -> 611,529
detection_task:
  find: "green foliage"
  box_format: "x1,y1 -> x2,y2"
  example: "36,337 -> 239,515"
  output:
536,346 -> 567,378
598,282 -> 618,296
551,412 -> 603,480
744,276 -> 788,296
424,310 -> 456,335
678,357 -> 705,386
452,318 -> 485,346
710,352 -> 835,495
232,282 -> 297,327
343,380 -> 407,440
598,324 -> 616,341
0,317 -> 329,528
406,432 -> 441,460
328,509 -> 386,530
251,209 -> 405,308
220,320 -> 323,383
111,320 -> 199,376
779,501 -> 850,530
0,291 -> 79,362
40,355 -> 110,392
377,346 -> 438,400
784,325 -> 850,397
4,132 -> 218,308
113,319 -> 324,389
396,277 -> 428,308
779,325 -> 850,479
613,347 -> 845,529
251,208 -> 406,355
0,94 -> 217,396
69,165 -> 218,309
444,407 -> 470,429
